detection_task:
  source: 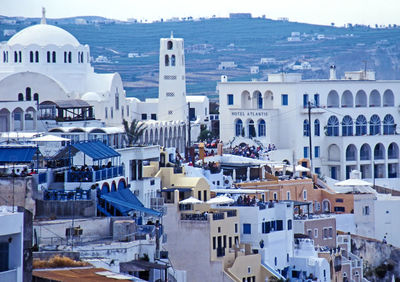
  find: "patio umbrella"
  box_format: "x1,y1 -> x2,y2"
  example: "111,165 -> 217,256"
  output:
335,178 -> 372,187
179,197 -> 203,204
206,195 -> 234,205
31,134 -> 70,142
286,165 -> 310,173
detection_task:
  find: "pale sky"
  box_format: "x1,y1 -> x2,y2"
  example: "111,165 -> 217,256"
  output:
1,0 -> 399,26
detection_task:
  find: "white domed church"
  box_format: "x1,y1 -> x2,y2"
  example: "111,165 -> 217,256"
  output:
0,9 -> 206,152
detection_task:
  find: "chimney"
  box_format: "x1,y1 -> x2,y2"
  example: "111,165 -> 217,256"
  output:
329,65 -> 337,80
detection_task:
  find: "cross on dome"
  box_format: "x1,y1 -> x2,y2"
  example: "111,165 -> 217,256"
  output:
41,7 -> 46,24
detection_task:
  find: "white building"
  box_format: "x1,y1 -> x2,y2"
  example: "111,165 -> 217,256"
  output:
217,67 -> 400,187
218,61 -> 237,70
0,207 -> 24,282
0,10 -> 209,153
354,192 -> 400,247
235,201 -> 293,276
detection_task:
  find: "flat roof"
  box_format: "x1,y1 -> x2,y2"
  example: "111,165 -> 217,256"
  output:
33,267 -> 134,282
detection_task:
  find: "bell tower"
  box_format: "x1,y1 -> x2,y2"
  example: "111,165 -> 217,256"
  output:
158,33 -> 187,121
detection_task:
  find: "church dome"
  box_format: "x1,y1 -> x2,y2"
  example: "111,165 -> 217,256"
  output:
8,24 -> 80,47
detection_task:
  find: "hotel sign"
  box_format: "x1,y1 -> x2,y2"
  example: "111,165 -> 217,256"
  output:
231,111 -> 268,117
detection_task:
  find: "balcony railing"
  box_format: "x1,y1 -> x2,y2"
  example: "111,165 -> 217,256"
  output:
212,212 -> 225,220
67,165 -> 124,183
180,213 -> 208,221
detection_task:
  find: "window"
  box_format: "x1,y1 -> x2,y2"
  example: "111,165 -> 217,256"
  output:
274,257 -> 277,266
258,92 -> 263,109
52,51 -> 56,63
0,242 -> 9,272
151,113 -> 157,120
314,119 -> 320,136
167,40 -> 173,50
141,113 -> 147,120
327,115 -> 339,136
26,87 -> 31,101
64,51 -> 67,63
14,51 -> 17,62
303,94 -> 309,108
213,237 -> 216,249
110,107 -> 113,118
273,192 -> 277,201
363,206 -> 370,215
303,146 -> 309,158
165,55 -> 169,66
243,223 -> 251,234
370,115 -> 381,135
126,105 -> 129,116
314,94 -> 320,107
286,191 -> 290,200
105,107 -> 108,119
314,229 -> 318,238
258,119 -> 266,137
235,119 -> 243,136
315,146 -> 320,158
35,51 -> 39,62
276,220 -> 283,231
342,115 -> 353,136
30,51 -> 34,62
281,94 -> 288,106
68,51 -> 72,63
303,190 -> 307,200
287,219 -> 292,230
171,55 -> 176,66
18,93 -> 23,101
329,227 -> 333,238
383,114 -> 395,135
235,223 -> 238,233
334,206 -> 345,212
307,229 -> 312,238
18,51 -> 21,62
227,94 -> 234,105
47,51 -> 51,63
303,120 -> 310,136
315,167 -> 321,175
355,115 -> 367,136
335,198 -> 344,203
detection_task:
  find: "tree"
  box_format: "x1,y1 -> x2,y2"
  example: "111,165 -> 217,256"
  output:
123,119 -> 147,146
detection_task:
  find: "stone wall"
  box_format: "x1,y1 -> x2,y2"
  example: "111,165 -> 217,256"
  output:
351,234 -> 400,280
0,176 -> 36,216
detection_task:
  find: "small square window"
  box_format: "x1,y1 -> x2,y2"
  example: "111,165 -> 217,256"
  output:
141,113 -> 147,120
151,113 -> 157,120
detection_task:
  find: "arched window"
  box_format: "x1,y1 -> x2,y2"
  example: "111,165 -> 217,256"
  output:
370,115 -> 381,135
14,51 -> 18,62
25,87 -> 31,101
360,144 -> 371,160
248,119 -> 255,138
258,119 -> 266,136
171,55 -> 176,66
314,119 -> 320,136
64,51 -> 67,63
258,92 -> 263,109
327,116 -> 339,136
356,115 -> 367,136
341,90 -> 353,107
355,90 -> 367,107
342,115 -> 353,136
369,90 -> 381,107
18,51 -> 21,62
30,51 -> 34,63
35,51 -> 39,62
235,119 -> 243,136
68,51 -> 72,63
374,143 -> 385,160
105,107 -> 108,119
383,114 -> 395,135
52,51 -> 56,63
383,89 -> 394,107
165,55 -> 169,66
115,88 -> 119,110
346,144 -> 357,161
388,143 -> 399,159
80,52 -> 83,63
327,90 -> 339,108
47,51 -> 50,63
167,40 -> 173,50
303,120 -> 310,136
18,93 -> 23,101
33,93 -> 39,101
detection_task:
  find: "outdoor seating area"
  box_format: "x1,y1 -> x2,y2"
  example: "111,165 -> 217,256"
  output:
43,188 -> 91,201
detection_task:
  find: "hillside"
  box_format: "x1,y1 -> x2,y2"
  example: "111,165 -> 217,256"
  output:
1,17 -> 400,100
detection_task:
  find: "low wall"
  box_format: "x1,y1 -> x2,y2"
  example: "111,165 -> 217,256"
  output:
35,200 -> 96,218
33,251 -> 80,261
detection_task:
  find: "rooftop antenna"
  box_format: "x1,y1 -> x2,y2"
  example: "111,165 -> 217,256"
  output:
41,7 -> 46,24
170,31 -> 174,38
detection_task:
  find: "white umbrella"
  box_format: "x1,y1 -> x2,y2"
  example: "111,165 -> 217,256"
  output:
179,197 -> 203,204
31,134 -> 70,142
335,178 -> 372,187
286,165 -> 310,173
206,195 -> 234,205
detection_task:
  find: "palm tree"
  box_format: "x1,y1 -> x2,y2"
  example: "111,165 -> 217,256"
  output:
123,119 -> 147,146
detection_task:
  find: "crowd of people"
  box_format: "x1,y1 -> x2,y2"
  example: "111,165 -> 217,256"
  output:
230,143 -> 277,159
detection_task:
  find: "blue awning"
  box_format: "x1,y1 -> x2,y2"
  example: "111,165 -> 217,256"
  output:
0,146 -> 37,164
72,141 -> 120,161
101,189 -> 161,217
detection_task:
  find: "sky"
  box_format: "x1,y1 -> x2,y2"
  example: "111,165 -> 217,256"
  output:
1,0 -> 400,26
